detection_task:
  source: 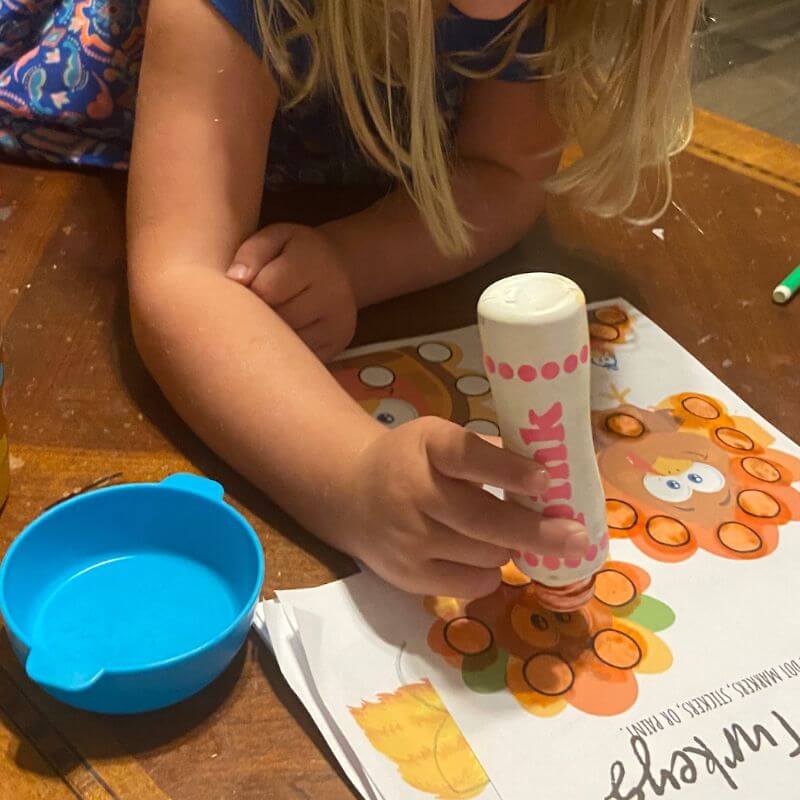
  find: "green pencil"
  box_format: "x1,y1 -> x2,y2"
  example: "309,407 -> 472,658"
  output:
773,264 -> 800,304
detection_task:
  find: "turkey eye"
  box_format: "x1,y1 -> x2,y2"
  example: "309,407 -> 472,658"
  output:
531,614 -> 549,631
643,473 -> 692,503
555,612 -> 571,624
686,462 -> 726,494
370,398 -> 418,428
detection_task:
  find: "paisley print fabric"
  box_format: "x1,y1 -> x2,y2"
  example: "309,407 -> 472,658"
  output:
0,0 -> 544,187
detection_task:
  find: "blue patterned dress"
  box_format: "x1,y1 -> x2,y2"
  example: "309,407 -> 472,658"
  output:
0,0 -> 544,186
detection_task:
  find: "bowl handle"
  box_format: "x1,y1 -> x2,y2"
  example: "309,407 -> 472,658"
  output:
160,473 -> 224,501
26,646 -> 104,694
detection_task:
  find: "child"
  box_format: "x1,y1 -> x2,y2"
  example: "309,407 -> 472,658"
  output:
119,1 -> 699,597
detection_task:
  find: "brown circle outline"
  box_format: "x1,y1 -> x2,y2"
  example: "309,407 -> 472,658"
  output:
741,456 -> 782,483
594,569 -> 638,608
681,396 -> 721,420
521,653 -> 575,696
606,499 -> 639,530
716,522 -> 764,554
714,426 -> 755,451
645,515 -> 692,548
443,616 -> 494,657
737,489 -> 781,519
592,628 -> 643,670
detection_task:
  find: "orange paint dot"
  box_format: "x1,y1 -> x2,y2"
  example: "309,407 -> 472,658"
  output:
606,413 -> 644,438
606,499 -> 638,530
646,516 -> 691,547
738,489 -> 780,518
522,653 -> 574,696
593,629 -> 642,669
501,560 -> 532,587
594,307 -> 628,325
589,322 -> 620,342
715,427 -> 754,451
594,569 -> 637,607
717,522 -> 763,554
681,396 -> 720,419
443,617 -> 493,656
741,457 -> 781,483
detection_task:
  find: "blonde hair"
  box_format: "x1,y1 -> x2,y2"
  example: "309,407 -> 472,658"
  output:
255,1 -> 701,255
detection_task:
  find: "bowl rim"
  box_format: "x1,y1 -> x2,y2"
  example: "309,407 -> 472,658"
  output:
0,479 -> 265,678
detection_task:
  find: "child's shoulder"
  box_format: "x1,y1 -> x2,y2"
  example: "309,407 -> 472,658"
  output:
207,0 -> 547,79
208,0 -> 263,54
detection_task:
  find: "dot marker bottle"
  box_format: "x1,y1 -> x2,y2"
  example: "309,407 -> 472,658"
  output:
477,273 -> 608,611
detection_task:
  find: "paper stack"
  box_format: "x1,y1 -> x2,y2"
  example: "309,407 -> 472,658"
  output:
253,577 -> 501,800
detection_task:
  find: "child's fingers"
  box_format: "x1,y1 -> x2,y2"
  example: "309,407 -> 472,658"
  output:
426,423 -> 548,496
418,561 -> 501,599
427,524 -> 511,568
295,319 -> 331,352
226,223 -> 296,284
427,478 -> 589,557
274,287 -> 321,331
250,255 -> 309,307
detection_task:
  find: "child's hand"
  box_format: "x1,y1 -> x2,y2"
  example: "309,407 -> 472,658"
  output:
343,417 -> 590,599
226,224 -> 357,362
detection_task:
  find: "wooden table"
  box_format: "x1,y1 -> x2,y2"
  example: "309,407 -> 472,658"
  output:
1,109 -> 798,799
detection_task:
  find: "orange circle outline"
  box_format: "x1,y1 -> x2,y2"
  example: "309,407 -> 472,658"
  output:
521,653 -> 575,696
592,628 -> 643,670
594,308 -> 629,325
594,569 -> 637,608
681,396 -> 721,420
716,521 -> 764,554
741,456 -> 782,483
443,616 -> 494,656
606,498 -> 639,530
714,426 -> 755,451
737,489 -> 781,519
645,515 -> 692,548
605,414 -> 645,438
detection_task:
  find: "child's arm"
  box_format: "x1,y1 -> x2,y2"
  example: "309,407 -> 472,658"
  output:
129,0 -> 586,598
323,78 -> 563,307
228,78 -> 561,356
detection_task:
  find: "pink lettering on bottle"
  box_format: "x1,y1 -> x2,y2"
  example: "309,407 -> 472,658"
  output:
543,462 -> 570,480
519,402 -> 565,445
543,504 -> 574,519
533,444 -> 568,465
543,484 -> 572,502
520,401 -> 585,527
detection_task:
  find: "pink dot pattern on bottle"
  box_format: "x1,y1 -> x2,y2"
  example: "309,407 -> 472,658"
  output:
519,537 -> 605,573
485,345 -> 589,383
498,362 -> 514,379
541,361 -> 559,380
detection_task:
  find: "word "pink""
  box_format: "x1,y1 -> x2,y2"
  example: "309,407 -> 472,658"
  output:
519,401 -> 585,528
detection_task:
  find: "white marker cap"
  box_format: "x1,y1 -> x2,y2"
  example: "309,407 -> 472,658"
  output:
773,284 -> 792,304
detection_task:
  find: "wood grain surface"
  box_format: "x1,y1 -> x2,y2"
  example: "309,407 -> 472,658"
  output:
0,109 -> 798,798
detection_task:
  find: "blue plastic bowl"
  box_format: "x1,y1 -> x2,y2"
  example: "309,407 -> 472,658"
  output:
0,473 -> 264,714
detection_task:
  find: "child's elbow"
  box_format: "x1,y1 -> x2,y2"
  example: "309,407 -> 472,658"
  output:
127,266 -> 185,368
